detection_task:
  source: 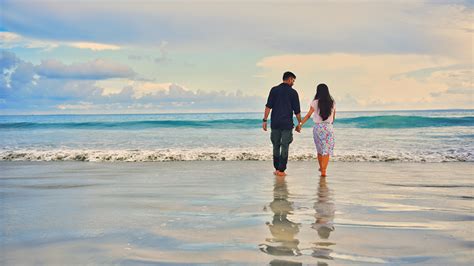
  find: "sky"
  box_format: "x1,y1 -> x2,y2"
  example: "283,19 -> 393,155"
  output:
0,0 -> 473,114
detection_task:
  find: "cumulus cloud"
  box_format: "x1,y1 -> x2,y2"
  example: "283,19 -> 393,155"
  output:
47,82 -> 265,114
57,101 -> 95,110
1,50 -> 136,106
134,83 -> 263,110
1,51 -> 130,104
0,49 -> 20,69
1,51 -> 264,114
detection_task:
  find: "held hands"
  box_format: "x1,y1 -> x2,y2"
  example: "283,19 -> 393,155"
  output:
262,121 -> 302,132
295,122 -> 302,133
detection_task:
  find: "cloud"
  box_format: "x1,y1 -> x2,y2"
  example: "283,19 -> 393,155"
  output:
391,64 -> 472,80
36,58 -> 136,80
127,41 -> 171,64
256,53 -> 473,110
42,82 -> 264,114
57,101 -> 95,110
0,31 -> 58,50
1,51 -> 265,114
67,42 -> 120,51
128,55 -> 145,61
1,51 -> 130,103
0,49 -> 20,68
1,1 -> 471,112
1,1 -> 472,58
0,31 -> 121,51
431,87 -> 473,97
9,60 -> 36,87
92,81 -> 265,112
133,83 -> 263,110
153,41 -> 171,64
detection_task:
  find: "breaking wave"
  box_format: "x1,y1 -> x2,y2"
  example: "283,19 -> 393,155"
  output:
0,148 -> 472,162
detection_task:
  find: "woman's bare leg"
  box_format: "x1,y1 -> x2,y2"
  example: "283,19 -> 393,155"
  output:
321,155 -> 330,177
317,153 -> 322,171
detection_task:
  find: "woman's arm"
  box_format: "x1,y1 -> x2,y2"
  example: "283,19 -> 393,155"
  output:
332,106 -> 336,124
300,106 -> 314,127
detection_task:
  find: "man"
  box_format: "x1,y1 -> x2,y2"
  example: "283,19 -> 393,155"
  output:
262,71 -> 302,177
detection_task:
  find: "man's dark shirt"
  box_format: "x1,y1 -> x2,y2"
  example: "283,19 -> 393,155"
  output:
265,82 -> 301,130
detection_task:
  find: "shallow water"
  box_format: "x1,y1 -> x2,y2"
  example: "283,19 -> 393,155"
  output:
0,161 -> 473,265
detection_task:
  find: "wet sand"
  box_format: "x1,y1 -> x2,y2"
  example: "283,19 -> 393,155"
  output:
0,161 -> 473,265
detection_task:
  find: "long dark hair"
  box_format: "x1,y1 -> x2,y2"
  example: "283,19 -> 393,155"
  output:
314,83 -> 334,121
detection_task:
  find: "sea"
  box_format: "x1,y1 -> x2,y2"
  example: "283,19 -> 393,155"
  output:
0,109 -> 473,162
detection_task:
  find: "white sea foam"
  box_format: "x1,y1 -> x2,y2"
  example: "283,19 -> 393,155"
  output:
0,148 -> 471,162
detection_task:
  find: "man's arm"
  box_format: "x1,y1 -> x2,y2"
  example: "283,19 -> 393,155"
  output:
292,90 -> 302,132
263,88 -> 274,131
296,113 -> 302,123
262,106 -> 271,131
295,113 -> 302,132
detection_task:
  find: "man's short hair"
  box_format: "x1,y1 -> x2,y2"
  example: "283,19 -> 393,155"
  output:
282,71 -> 296,80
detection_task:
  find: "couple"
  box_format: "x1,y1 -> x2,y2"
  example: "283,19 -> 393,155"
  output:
262,71 -> 336,178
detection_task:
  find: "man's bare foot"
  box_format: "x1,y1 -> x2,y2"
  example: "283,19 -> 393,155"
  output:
276,171 -> 286,177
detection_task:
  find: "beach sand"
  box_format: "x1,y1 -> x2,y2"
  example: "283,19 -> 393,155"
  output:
1,161 -> 473,265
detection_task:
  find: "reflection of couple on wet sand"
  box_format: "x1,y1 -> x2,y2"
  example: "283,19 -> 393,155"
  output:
311,177 -> 336,260
263,71 -> 336,177
259,176 -> 336,264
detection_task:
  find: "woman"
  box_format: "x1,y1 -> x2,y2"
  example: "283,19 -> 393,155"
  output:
299,83 -> 336,177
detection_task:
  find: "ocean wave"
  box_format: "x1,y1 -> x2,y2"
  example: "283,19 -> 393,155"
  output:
0,115 -> 472,129
0,119 -> 261,129
337,115 -> 474,128
0,149 -> 472,162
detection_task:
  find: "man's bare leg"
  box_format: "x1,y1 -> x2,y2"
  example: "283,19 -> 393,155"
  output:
276,171 -> 287,177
